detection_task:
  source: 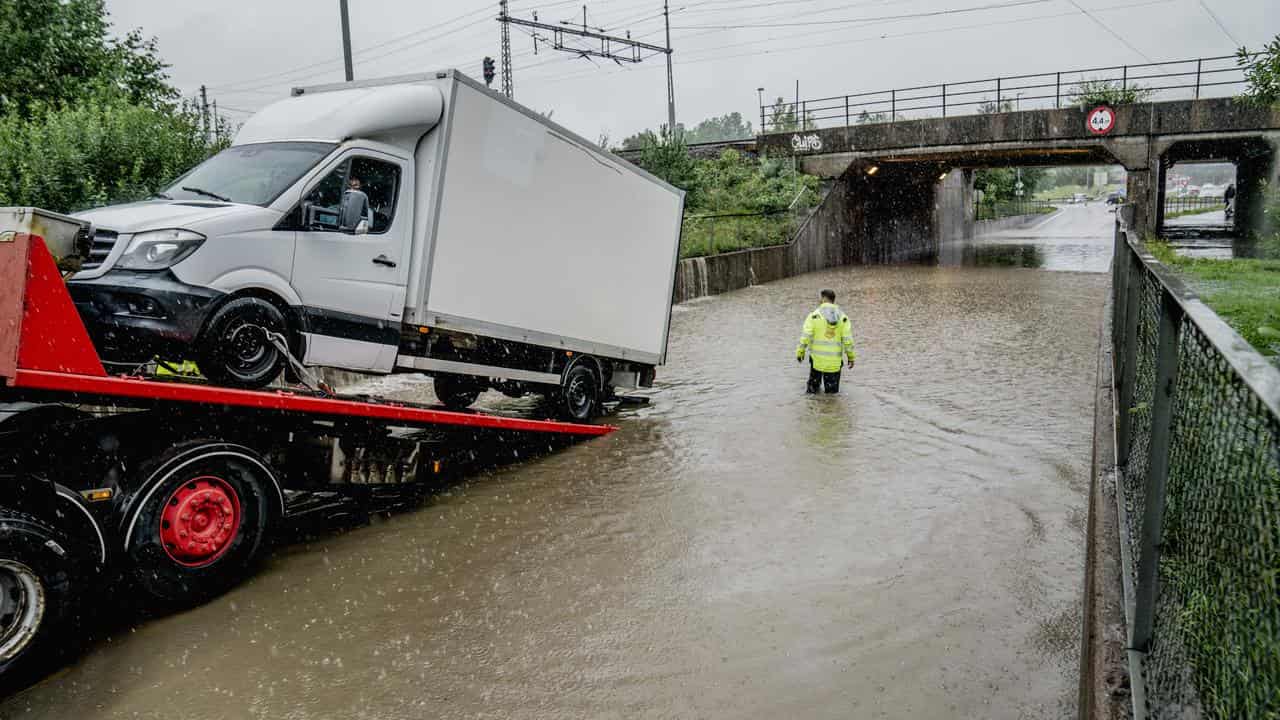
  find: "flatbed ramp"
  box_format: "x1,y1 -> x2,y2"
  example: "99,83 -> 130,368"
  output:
0,232 -> 613,688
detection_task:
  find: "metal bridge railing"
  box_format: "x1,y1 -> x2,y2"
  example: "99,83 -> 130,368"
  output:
1110,207 -> 1280,719
762,54 -> 1261,133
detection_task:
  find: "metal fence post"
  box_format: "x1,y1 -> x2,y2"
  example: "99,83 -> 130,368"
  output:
1194,58 -> 1202,99
801,100 -> 807,129
1122,65 -> 1128,91
891,89 -> 896,121
941,84 -> 947,117
1116,245 -> 1141,464
761,104 -> 767,135
1055,72 -> 1061,108
1130,290 -> 1183,652
845,95 -> 850,127
996,77 -> 1001,108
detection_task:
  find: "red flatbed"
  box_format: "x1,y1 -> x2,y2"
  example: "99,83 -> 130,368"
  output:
0,232 -> 614,438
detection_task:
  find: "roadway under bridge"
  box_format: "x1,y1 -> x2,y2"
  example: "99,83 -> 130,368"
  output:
759,97 -> 1279,250
2,207 -> 1116,718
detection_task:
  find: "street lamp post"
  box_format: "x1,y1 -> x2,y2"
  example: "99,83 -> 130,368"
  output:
757,87 -> 766,133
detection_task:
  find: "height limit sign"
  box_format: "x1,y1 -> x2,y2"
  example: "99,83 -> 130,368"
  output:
1087,105 -> 1116,135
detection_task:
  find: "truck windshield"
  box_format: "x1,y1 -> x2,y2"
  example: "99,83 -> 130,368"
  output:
162,142 -> 337,206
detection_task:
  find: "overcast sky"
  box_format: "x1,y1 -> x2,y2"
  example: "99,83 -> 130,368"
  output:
105,0 -> 1276,141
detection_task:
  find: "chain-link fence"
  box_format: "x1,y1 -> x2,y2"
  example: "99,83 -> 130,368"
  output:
1111,209 -> 1280,719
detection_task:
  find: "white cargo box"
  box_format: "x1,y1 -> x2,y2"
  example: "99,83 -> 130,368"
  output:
296,71 -> 686,366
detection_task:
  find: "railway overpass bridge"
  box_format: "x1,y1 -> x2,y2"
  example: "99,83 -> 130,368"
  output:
757,96 -> 1280,255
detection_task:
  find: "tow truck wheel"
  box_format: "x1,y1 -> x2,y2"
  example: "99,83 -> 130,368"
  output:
198,297 -> 288,389
434,374 -> 481,411
0,511 -> 81,687
557,365 -> 599,422
125,445 -> 272,604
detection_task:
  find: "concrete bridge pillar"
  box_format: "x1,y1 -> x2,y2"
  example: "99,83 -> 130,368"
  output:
1234,131 -> 1280,242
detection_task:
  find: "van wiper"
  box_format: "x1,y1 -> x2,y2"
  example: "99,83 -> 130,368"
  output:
181,186 -> 232,202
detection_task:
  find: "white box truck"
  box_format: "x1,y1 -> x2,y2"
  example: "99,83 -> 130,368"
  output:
62,71 -> 685,419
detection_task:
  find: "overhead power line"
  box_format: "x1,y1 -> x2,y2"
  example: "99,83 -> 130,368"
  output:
1196,0 -> 1240,48
671,0 -> 1052,30
1065,0 -> 1154,63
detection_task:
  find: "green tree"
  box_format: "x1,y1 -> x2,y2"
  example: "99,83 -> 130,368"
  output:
0,0 -> 176,117
633,126 -> 700,201
683,112 -> 754,144
1237,35 -> 1280,107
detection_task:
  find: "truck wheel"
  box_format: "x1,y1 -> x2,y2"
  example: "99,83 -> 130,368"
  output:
198,297 -> 287,389
557,365 -> 599,421
0,511 -> 81,687
434,374 -> 481,411
125,446 -> 272,605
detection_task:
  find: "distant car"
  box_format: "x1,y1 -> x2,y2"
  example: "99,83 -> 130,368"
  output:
1106,190 -> 1126,205
1072,193 -> 1088,204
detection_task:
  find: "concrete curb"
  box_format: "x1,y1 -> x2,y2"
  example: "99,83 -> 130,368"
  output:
1077,292 -> 1132,719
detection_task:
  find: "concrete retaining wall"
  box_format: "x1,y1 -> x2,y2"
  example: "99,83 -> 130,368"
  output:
974,208 -> 1059,235
673,162 -> 971,303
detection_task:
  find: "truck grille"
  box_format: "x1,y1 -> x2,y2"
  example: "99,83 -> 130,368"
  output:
82,229 -> 119,270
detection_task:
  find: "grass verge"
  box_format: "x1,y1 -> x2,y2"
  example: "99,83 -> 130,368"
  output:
1149,239 -> 1280,359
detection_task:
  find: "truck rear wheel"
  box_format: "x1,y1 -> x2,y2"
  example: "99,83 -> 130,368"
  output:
434,374 -> 481,411
0,511 -> 81,688
557,365 -> 599,422
124,444 -> 272,605
198,297 -> 288,389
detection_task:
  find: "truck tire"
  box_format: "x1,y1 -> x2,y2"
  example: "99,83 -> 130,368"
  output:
124,444 -> 273,605
0,511 -> 81,688
557,365 -> 599,422
198,297 -> 288,389
434,374 -> 481,411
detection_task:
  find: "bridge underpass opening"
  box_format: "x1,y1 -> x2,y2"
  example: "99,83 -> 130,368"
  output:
1156,137 -> 1278,256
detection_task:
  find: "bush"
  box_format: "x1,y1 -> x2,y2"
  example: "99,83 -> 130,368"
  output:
1068,78 -> 1154,108
0,95 -> 221,213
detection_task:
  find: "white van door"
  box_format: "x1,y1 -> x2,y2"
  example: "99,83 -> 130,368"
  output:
291,150 -> 412,372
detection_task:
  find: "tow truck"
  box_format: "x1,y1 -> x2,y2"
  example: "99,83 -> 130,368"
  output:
0,212 -> 615,686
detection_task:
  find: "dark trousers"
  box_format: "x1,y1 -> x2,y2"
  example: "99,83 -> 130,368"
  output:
806,360 -> 842,394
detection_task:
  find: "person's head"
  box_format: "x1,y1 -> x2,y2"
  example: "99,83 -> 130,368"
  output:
820,289 -> 836,303
348,177 -> 362,191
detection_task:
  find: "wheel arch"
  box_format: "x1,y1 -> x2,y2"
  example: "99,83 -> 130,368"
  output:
118,443 -> 285,552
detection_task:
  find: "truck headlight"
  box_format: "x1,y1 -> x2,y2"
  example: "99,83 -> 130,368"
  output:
117,229 -> 205,270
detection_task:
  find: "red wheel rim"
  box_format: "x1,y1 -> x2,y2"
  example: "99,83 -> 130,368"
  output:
158,476 -> 242,567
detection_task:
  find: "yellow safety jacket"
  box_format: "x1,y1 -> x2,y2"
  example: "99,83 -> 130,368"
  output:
796,303 -> 856,373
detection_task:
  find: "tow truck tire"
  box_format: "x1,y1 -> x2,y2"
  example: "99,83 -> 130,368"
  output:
125,445 -> 272,605
434,374 -> 481,411
198,297 -> 288,389
557,365 -> 599,422
0,511 -> 81,687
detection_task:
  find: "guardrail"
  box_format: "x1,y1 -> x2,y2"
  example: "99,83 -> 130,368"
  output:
974,198 -> 1057,221
1110,207 -> 1279,719
762,54 -> 1261,133
1163,195 -> 1226,215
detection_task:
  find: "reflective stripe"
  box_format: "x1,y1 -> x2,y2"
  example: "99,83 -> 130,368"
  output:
810,349 -> 843,357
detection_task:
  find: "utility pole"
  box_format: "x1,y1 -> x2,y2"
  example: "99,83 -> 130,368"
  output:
339,0 -> 354,81
211,100 -> 218,143
199,85 -> 209,145
499,0 -> 514,99
664,1 -> 676,137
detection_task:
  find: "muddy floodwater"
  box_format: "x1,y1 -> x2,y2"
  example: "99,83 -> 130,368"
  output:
3,209 -> 1111,719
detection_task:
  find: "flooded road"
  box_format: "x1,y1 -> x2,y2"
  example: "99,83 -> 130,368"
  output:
2,210 -> 1112,719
